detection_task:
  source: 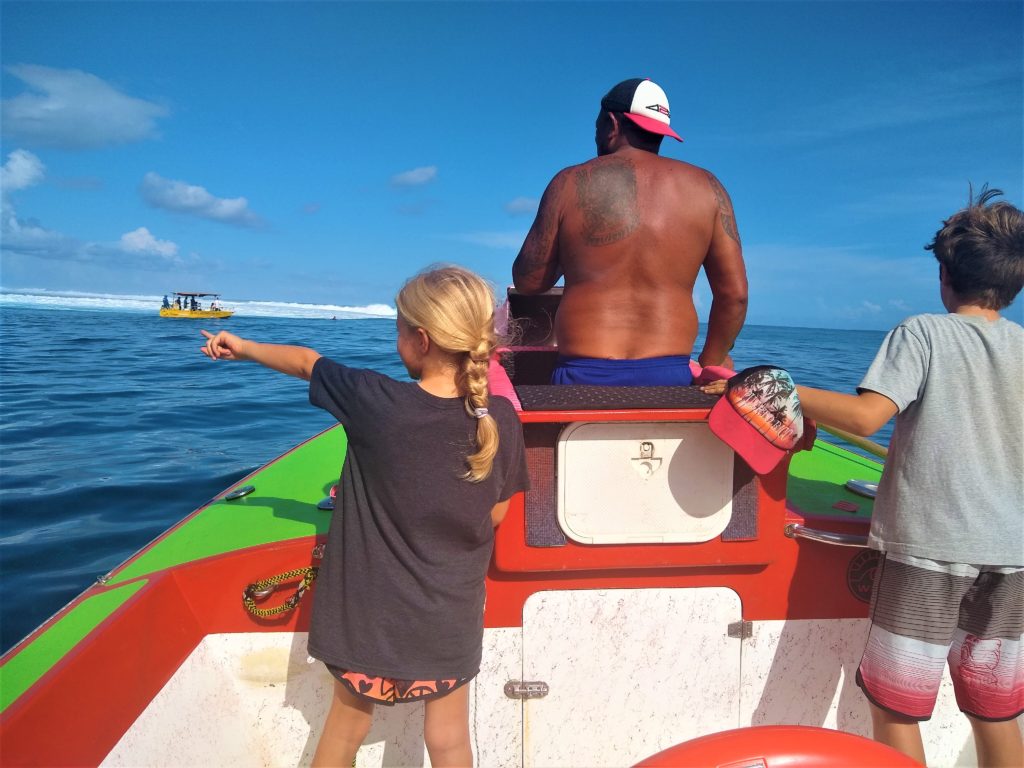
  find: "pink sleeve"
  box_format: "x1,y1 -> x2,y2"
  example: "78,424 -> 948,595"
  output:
488,354 -> 521,411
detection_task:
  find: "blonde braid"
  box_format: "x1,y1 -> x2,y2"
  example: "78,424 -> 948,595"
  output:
395,265 -> 501,482
462,336 -> 498,481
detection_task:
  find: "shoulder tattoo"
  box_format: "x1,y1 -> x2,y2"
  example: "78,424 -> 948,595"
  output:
705,171 -> 741,245
574,159 -> 640,246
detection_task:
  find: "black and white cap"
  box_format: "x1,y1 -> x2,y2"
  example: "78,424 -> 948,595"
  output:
600,78 -> 682,142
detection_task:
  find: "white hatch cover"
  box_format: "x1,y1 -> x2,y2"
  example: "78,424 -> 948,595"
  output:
522,588 -> 743,767
557,421 -> 734,544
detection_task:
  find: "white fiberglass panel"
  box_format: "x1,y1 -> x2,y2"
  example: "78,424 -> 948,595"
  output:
741,619 -> 989,767
522,588 -> 742,767
102,629 -> 522,768
557,421 -> 734,544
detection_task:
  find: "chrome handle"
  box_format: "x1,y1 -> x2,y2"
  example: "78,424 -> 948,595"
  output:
785,523 -> 868,548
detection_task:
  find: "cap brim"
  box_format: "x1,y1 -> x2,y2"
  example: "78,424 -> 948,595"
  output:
623,112 -> 683,142
708,398 -> 787,475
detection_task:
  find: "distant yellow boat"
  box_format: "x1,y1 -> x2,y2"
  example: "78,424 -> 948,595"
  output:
159,292 -> 234,319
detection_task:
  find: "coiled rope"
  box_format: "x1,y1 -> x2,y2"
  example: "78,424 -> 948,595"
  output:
242,566 -> 319,617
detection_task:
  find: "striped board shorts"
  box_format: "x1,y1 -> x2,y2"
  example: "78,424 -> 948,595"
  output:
857,552 -> 1024,721
326,665 -> 472,707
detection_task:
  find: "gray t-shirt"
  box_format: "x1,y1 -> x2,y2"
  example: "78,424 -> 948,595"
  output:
859,313 -> 1023,565
307,357 -> 529,679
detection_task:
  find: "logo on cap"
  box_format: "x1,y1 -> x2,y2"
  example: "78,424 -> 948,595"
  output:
646,104 -> 670,117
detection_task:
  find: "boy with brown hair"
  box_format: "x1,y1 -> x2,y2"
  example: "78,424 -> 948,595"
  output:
709,187 -> 1024,765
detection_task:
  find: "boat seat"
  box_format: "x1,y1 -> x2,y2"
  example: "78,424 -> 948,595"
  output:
514,384 -> 717,411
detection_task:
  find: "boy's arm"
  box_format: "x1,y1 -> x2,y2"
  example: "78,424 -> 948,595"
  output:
700,379 -> 899,437
796,385 -> 898,437
201,330 -> 321,381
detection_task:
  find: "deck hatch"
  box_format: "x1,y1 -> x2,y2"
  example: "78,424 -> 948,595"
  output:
557,421 -> 734,544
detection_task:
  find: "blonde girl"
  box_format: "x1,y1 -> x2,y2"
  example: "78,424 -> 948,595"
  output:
201,266 -> 529,767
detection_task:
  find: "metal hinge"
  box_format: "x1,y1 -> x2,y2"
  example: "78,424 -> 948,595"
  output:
504,680 -> 549,699
727,621 -> 753,639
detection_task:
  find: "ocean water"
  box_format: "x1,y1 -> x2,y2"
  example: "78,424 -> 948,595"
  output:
0,296 -> 889,653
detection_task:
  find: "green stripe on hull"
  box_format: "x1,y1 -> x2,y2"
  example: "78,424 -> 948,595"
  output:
1,581 -> 147,712
787,440 -> 882,518
108,426 -> 347,585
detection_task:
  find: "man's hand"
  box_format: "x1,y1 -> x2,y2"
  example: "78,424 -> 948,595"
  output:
699,379 -> 728,396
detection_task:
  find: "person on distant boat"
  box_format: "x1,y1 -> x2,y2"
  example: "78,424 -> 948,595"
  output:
513,77 -> 748,385
199,266 -> 529,768
161,295 -> 170,309
706,187 -> 1024,766
174,296 -> 182,309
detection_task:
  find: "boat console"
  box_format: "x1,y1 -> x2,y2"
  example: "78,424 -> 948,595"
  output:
487,289 -> 788,585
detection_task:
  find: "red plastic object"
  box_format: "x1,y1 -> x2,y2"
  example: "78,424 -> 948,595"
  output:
635,726 -> 921,767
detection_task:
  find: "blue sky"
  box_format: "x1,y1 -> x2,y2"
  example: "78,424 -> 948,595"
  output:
2,1 -> 1021,329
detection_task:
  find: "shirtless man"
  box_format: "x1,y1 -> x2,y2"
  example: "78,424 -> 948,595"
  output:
512,78 -> 748,386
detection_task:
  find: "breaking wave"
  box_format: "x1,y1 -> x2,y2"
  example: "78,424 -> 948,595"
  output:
0,288 -> 396,320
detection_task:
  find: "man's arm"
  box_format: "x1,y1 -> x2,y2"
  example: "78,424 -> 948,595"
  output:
512,170 -> 569,294
698,172 -> 748,368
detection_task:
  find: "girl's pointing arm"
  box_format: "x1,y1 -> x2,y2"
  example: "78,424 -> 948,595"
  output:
201,330 -> 322,381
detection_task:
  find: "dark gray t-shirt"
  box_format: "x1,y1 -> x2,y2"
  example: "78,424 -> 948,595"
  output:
859,313 -> 1023,565
307,357 -> 529,679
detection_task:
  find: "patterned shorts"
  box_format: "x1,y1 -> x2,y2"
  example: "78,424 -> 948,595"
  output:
857,552 -> 1024,721
326,665 -> 472,707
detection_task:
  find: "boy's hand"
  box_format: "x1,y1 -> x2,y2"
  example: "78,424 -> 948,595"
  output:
700,379 -> 728,396
201,329 -> 249,361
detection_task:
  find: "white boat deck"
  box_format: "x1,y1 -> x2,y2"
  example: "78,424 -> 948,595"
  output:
103,589 -> 989,767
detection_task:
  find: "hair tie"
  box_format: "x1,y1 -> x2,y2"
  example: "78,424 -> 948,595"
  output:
473,407 -> 489,419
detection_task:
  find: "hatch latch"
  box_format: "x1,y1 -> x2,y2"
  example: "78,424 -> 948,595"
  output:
631,441 -> 663,477
504,680 -> 550,699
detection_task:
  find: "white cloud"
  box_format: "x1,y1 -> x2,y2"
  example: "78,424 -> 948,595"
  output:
1,65 -> 168,149
505,196 -> 539,215
448,231 -> 527,250
119,227 -> 179,258
140,172 -> 263,228
1,218 -> 79,260
1,149 -> 45,192
391,166 -> 437,187
1,149 -> 62,257
0,154 -> 185,269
